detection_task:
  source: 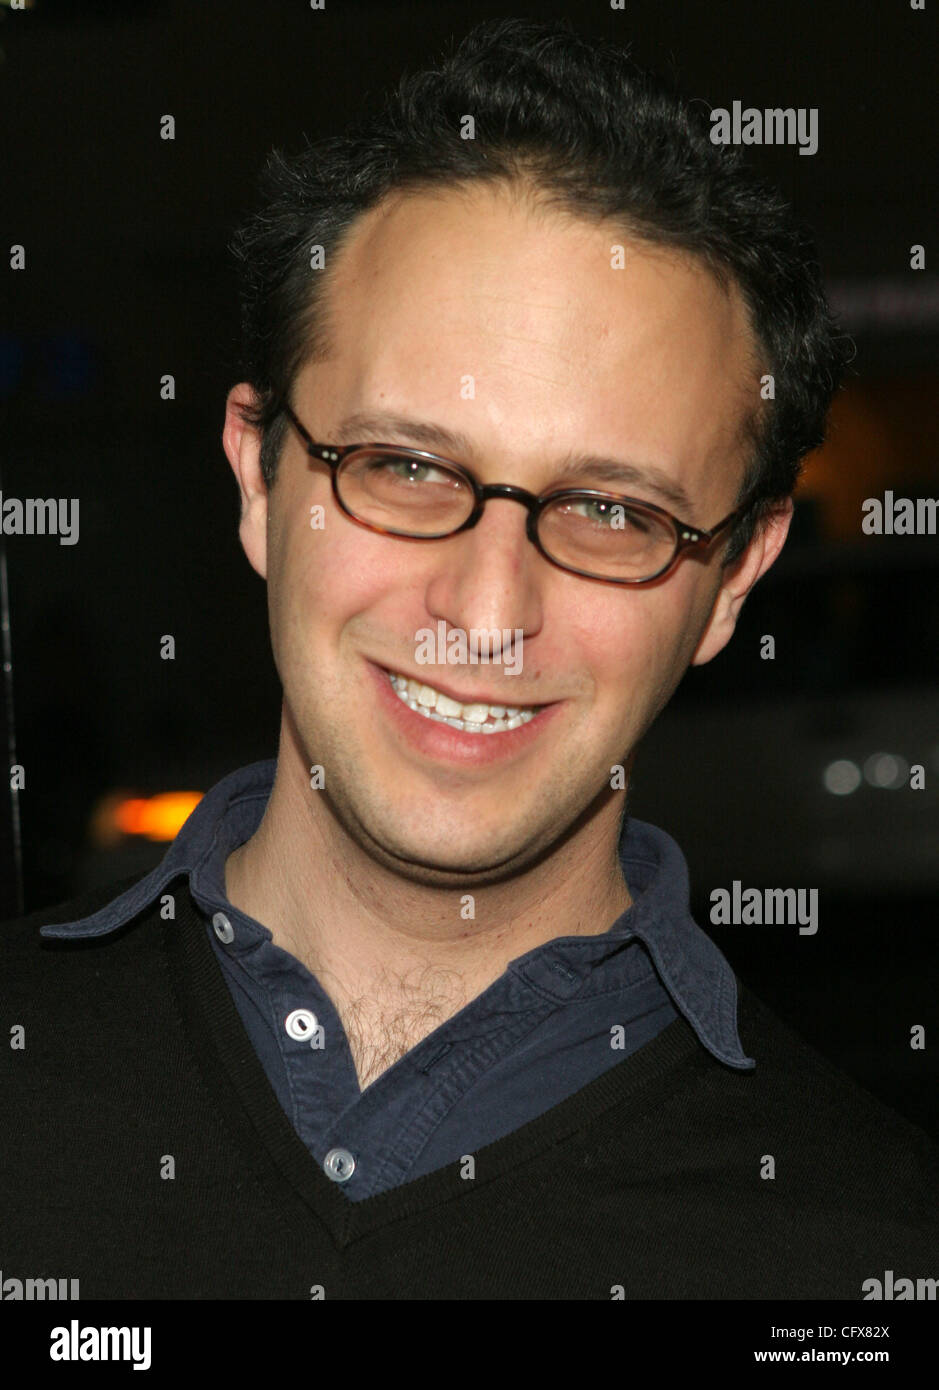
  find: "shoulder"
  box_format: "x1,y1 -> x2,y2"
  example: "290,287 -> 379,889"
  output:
731,981 -> 939,1214
0,874 -> 170,994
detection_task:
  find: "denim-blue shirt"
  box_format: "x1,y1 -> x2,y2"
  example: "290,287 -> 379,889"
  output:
41,759 -> 753,1200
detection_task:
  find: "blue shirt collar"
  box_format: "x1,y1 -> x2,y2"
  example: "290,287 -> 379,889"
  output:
40,758 -> 753,1070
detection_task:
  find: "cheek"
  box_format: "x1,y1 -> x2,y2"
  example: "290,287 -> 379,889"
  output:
268,502 -> 405,658
573,594 -> 661,681
580,590 -> 696,726
265,497 -> 336,669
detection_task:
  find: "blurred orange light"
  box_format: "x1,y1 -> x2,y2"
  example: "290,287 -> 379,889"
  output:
113,792 -> 203,841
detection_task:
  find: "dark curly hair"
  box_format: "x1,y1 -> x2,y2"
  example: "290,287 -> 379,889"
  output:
230,17 -> 852,564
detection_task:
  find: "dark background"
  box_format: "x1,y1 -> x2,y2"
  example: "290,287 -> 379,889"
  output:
2,0 -> 937,1134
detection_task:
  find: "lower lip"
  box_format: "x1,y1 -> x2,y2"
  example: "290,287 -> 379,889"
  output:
366,660 -> 563,766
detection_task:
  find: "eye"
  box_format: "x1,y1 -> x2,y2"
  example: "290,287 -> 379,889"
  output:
367,454 -> 461,487
564,499 -> 653,532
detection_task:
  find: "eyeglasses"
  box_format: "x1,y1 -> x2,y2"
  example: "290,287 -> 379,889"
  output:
282,402 -> 744,585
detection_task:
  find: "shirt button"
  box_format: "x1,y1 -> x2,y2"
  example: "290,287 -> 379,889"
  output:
212,912 -> 234,944
285,1008 -> 318,1041
323,1147 -> 356,1183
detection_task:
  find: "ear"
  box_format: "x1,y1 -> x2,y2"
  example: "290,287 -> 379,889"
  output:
222,383 -> 268,580
690,498 -> 793,667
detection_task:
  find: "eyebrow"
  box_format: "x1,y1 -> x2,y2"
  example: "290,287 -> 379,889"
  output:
332,410 -> 695,516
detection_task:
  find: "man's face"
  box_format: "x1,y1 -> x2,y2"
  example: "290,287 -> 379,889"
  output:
231,183 -> 774,883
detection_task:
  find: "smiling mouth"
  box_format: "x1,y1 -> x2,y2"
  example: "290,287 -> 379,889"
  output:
383,667 -> 546,734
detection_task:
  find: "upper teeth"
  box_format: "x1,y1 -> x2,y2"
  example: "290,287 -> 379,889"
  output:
387,671 -> 540,733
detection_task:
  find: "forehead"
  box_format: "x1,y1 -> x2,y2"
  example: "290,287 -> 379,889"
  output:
307,183 -> 758,505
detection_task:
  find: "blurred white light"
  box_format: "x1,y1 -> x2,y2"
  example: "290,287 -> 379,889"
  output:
863,752 -> 907,790
823,759 -> 862,795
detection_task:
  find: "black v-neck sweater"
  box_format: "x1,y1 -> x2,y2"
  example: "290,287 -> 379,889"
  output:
2,878 -> 936,1300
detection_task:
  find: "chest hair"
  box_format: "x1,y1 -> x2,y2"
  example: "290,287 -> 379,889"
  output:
338,963 -> 469,1091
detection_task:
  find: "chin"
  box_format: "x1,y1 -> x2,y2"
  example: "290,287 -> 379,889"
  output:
361,813 -> 521,877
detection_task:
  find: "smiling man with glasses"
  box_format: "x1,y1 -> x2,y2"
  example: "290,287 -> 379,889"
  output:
7,17 -> 937,1302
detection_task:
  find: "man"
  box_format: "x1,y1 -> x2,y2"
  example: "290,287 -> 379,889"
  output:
2,18 -> 936,1300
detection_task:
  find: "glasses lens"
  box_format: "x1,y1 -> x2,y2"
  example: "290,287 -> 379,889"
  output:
538,495 -> 676,581
338,449 -> 475,536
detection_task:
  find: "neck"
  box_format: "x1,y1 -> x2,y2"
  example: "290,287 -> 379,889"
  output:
225,716 -> 632,1089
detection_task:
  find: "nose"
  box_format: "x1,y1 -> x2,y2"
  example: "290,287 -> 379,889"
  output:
423,491 -> 546,661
